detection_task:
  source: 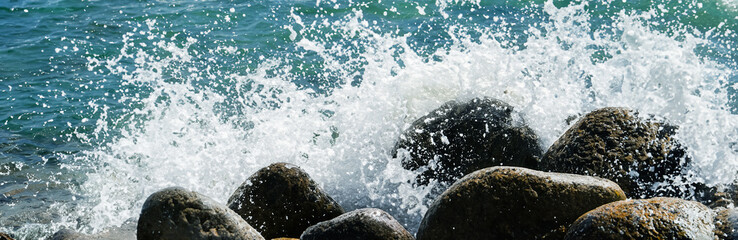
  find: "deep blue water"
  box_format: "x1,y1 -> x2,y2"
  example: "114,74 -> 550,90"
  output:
1,0 -> 737,238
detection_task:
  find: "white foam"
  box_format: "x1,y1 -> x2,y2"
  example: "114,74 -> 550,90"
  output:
47,0 -> 738,236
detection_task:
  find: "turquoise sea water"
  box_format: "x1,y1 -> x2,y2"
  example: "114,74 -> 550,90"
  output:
1,0 -> 737,238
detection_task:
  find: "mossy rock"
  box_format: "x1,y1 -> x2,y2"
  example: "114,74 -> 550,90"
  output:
565,197 -> 715,240
227,163 -> 344,239
541,107 -> 690,198
301,208 -> 414,240
137,187 -> 264,240
716,208 -> 738,240
416,166 -> 626,240
393,97 -> 542,186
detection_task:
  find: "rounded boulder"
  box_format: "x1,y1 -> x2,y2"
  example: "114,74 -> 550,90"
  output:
393,97 -> 542,185
565,197 -> 715,239
716,208 -> 738,240
541,107 -> 690,198
227,163 -> 344,239
416,166 -> 626,240
301,208 -> 414,240
137,187 -> 264,240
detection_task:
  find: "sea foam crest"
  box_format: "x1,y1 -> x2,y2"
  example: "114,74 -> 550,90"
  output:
66,0 -> 737,235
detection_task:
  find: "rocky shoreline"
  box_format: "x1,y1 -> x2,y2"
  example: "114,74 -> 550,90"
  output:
6,97 -> 737,239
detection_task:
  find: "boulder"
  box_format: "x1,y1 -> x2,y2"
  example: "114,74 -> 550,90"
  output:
50,229 -> 87,240
51,219 -> 136,240
300,208 -> 414,240
416,166 -> 626,240
565,197 -> 715,239
227,163 -> 344,239
540,107 -> 690,198
716,208 -> 738,240
709,181 -> 738,208
137,187 -> 264,240
393,97 -> 542,185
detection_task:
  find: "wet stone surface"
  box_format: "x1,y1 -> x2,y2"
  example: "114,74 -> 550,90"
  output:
137,187 -> 264,240
416,166 -> 626,240
301,208 -> 414,240
394,97 -> 542,186
565,197 -> 715,240
716,208 -> 738,240
227,163 -> 344,239
541,107 -> 691,198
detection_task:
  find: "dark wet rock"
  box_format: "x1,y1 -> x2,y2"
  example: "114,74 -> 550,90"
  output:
227,163 -> 344,239
0,233 -> 15,240
716,208 -> 738,240
540,107 -> 691,198
301,208 -> 414,240
50,219 -> 136,240
416,166 -> 626,240
137,187 -> 264,240
393,97 -> 542,185
686,180 -> 738,208
565,197 -> 715,240
708,181 -> 738,208
50,229 -> 86,240
690,183 -> 723,208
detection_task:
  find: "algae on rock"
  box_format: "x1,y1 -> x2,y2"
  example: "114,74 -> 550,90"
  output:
541,107 -> 691,198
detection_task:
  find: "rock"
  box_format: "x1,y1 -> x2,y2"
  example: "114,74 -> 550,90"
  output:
227,163 -> 344,239
416,166 -> 626,240
301,208 -> 414,240
393,97 -> 543,185
716,208 -> 738,240
565,197 -> 715,239
50,229 -> 86,240
0,233 -> 15,240
50,219 -> 136,240
540,107 -> 690,198
710,181 -> 738,208
137,187 -> 264,240
686,180 -> 738,208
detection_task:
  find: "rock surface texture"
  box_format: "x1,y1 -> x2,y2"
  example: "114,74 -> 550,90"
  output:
301,208 -> 414,240
393,97 -> 542,185
565,197 -> 715,240
51,220 -> 136,240
716,208 -> 738,240
227,163 -> 344,239
137,187 -> 264,240
707,181 -> 738,208
416,166 -> 626,240
541,107 -> 690,198
0,233 -> 14,240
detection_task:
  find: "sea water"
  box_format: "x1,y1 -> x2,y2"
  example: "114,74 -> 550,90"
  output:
0,0 -> 737,238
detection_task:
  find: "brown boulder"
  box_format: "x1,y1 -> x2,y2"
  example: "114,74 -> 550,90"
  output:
541,107 -> 690,198
565,197 -> 715,239
416,166 -> 626,239
716,208 -> 738,240
137,187 -> 264,240
301,208 -> 414,240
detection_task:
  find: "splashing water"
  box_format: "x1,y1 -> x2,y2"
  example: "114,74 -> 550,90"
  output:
1,0 -> 737,238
